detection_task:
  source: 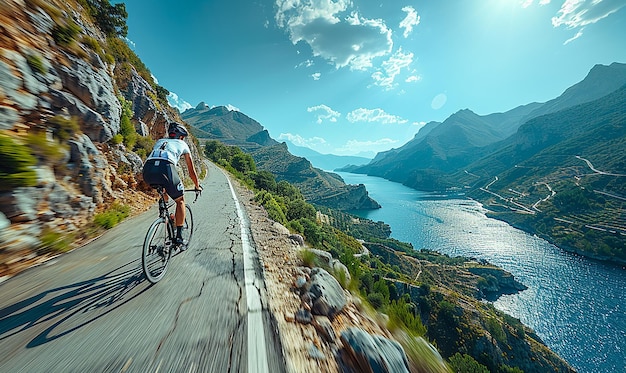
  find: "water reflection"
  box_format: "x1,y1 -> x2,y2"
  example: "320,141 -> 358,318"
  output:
337,172 -> 626,373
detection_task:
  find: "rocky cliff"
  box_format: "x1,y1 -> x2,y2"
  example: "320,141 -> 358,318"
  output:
0,0 -> 203,276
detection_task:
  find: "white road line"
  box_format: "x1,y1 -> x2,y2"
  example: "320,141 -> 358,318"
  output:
224,174 -> 269,373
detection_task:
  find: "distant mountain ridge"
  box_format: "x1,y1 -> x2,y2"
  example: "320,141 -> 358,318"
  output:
181,104 -> 380,210
284,142 -> 371,171
345,62 -> 626,190
182,102 -> 279,148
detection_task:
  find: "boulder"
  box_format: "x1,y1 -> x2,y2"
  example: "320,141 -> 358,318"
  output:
339,327 -> 411,373
308,268 -> 347,319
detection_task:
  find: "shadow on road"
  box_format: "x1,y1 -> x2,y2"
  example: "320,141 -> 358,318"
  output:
0,260 -> 151,347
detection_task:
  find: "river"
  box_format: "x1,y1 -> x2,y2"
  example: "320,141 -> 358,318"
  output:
336,171 -> 626,373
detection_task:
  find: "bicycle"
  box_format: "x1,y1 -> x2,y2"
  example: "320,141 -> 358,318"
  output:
142,185 -> 201,283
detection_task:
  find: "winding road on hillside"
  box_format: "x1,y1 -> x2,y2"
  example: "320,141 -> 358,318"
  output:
0,162 -> 284,373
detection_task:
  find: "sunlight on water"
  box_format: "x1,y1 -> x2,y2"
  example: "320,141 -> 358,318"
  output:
337,172 -> 626,373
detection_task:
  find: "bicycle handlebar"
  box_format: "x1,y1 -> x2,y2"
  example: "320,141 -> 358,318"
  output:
185,187 -> 202,203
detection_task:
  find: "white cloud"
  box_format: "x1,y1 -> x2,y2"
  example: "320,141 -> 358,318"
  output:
275,0 -> 393,70
334,138 -> 398,156
563,27 -> 584,44
307,104 -> 341,123
405,75 -> 421,83
399,6 -> 420,38
346,108 -> 408,124
370,48 -> 414,90
551,0 -> 625,29
278,133 -> 327,148
311,72 -> 321,80
167,92 -> 193,112
521,0 -> 555,7
296,59 -> 315,68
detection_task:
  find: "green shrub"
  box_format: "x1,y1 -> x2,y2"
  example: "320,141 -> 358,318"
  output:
93,203 -> 130,229
0,133 -> 37,191
52,21 -> 81,46
26,54 -> 47,74
24,132 -> 65,164
39,228 -> 73,253
82,35 -> 102,54
299,248 -> 316,268
367,292 -> 385,309
133,135 -> 155,160
386,299 -> 427,336
48,115 -> 79,142
111,133 -> 123,144
118,96 -> 136,148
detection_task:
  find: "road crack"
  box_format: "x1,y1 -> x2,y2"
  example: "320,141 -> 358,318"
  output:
154,280 -> 207,357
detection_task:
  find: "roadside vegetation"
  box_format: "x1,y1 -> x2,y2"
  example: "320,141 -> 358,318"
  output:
203,139 -> 552,373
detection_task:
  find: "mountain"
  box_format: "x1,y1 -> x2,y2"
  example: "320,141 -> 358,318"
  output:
348,62 -> 626,192
344,103 -> 542,189
458,83 -> 626,262
284,141 -> 371,171
181,102 -> 279,147
181,105 -> 380,210
521,62 -> 626,121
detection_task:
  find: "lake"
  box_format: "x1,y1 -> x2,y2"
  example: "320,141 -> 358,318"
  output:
336,171 -> 626,373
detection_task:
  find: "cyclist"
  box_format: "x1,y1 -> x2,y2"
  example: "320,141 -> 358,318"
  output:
142,122 -> 202,249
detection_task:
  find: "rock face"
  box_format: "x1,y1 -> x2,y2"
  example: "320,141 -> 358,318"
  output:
0,0 -> 203,277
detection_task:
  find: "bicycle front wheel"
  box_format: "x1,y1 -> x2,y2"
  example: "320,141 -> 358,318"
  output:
142,217 -> 173,283
181,204 -> 194,247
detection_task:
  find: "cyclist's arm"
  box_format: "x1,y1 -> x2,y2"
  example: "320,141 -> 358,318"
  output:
183,153 -> 201,190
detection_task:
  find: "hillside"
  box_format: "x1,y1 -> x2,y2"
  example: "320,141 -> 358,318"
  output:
459,84 -> 626,263
182,102 -> 279,147
348,63 -> 626,192
182,104 -> 380,210
344,103 -> 543,189
0,0 -> 207,274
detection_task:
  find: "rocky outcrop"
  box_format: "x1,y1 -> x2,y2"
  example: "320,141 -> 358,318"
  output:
120,68 -> 171,137
311,183 -> 381,211
465,264 -> 528,298
0,0 -> 203,277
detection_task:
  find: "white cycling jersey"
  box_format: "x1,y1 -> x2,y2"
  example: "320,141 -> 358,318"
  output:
146,138 -> 191,164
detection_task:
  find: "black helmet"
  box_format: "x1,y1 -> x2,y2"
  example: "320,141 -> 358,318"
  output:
168,122 -> 188,138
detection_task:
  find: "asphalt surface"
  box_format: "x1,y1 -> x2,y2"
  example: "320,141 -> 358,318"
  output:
0,162 -> 284,373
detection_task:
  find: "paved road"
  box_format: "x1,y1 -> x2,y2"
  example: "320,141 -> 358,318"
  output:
0,162 -> 284,373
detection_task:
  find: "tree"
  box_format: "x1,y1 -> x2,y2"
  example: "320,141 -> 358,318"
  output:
286,199 -> 316,221
448,353 -> 489,373
250,170 -> 276,192
88,0 -> 128,37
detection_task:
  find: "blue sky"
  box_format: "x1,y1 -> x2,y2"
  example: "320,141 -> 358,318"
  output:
121,0 -> 626,157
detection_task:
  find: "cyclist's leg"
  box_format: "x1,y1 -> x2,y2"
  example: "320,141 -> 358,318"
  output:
163,163 -> 185,243
174,195 -> 185,227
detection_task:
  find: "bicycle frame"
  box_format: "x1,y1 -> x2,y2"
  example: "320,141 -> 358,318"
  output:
142,185 -> 201,284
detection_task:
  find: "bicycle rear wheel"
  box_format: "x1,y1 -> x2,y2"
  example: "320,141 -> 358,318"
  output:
142,217 -> 173,283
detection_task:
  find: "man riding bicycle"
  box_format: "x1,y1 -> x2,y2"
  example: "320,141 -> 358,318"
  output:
142,122 -> 202,249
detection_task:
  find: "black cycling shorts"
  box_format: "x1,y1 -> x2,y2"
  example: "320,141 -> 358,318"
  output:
142,159 -> 184,200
